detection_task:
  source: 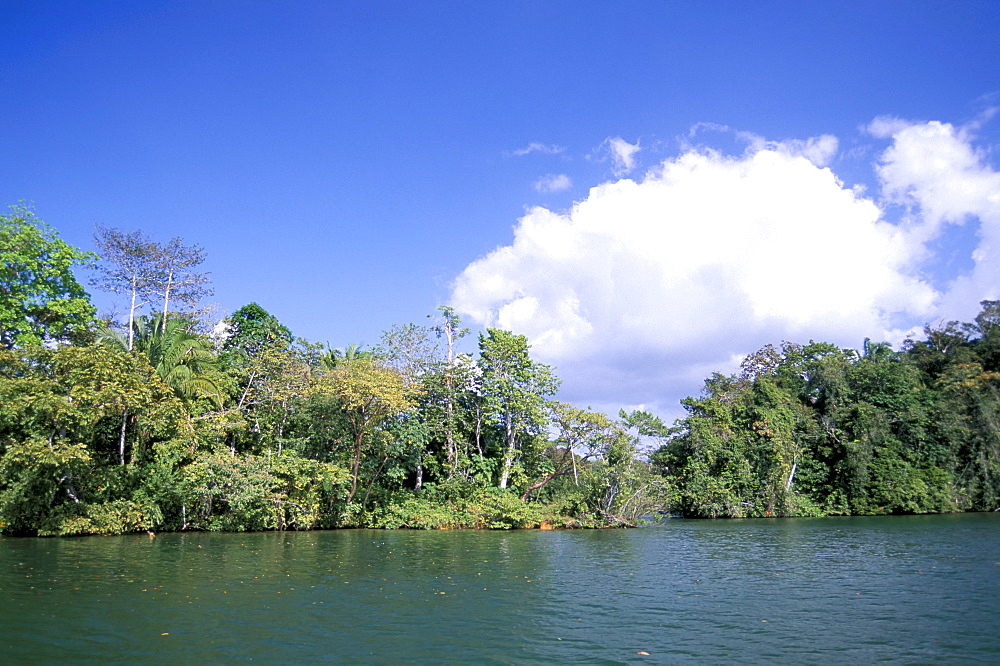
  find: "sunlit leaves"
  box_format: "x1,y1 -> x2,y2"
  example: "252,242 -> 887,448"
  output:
315,357 -> 418,503
477,329 -> 559,489
180,452 -> 349,531
0,204 -> 96,348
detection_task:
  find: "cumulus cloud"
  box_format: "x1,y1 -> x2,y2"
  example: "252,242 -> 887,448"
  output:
510,142 -> 565,157
452,120 -> 1000,418
870,116 -> 1000,319
533,173 -> 572,193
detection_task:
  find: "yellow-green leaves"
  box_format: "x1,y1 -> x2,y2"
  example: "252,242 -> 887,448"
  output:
315,357 -> 418,502
319,357 -> 416,415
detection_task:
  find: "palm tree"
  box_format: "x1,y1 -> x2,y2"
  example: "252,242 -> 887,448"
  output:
98,313 -> 222,407
318,342 -> 370,371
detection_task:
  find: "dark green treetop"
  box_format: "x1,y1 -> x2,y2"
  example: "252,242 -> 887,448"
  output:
222,302 -> 293,361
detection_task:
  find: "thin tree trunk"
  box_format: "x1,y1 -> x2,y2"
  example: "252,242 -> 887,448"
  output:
474,403 -> 484,459
236,369 -> 259,409
127,277 -> 138,352
444,324 -> 457,478
499,417 -> 515,489
347,431 -> 364,503
445,379 -> 456,477
362,454 -> 392,510
119,409 -> 128,465
161,268 -> 175,334
785,459 -> 798,492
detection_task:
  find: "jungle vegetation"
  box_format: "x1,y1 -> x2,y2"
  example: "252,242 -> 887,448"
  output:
2,204 -> 999,535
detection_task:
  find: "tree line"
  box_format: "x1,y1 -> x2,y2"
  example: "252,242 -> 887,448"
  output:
2,204 -> 998,536
655,314 -> 1000,517
0,204 -> 667,535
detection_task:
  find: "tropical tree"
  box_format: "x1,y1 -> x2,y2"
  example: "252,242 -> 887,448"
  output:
318,342 -> 372,370
152,236 -> 213,331
234,343 -> 313,455
0,204 -> 96,348
521,403 -> 616,501
98,313 -> 222,407
315,357 -> 417,503
217,304 -> 297,452
477,329 -> 560,489
430,307 -> 472,478
220,302 -> 293,361
91,226 -> 162,351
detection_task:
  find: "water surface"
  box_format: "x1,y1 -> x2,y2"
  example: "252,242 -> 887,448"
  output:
2,513 -> 998,663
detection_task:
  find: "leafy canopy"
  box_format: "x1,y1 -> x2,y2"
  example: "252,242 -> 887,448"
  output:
0,204 -> 96,348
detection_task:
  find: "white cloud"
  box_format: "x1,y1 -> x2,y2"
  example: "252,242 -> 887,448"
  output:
871,117 -> 1000,319
453,119 -> 1000,419
687,121 -> 732,138
602,136 -> 641,175
510,142 -> 565,157
685,123 -> 838,167
533,173 -> 572,193
773,134 -> 839,167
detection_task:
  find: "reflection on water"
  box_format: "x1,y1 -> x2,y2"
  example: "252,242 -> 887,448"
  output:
2,514 -> 998,664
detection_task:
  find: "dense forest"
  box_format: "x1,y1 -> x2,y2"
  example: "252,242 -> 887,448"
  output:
2,204 -> 999,535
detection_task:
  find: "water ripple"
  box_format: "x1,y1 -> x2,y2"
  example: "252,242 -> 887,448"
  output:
2,514 -> 999,663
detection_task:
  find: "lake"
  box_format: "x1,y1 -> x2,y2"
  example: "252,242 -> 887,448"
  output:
2,513 -> 998,664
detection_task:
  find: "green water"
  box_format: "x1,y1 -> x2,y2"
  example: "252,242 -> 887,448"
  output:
2,513 -> 998,664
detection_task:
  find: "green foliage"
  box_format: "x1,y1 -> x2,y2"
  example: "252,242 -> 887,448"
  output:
664,305 -> 1000,518
221,302 -> 293,361
38,499 -> 162,537
8,207 -> 1000,534
178,451 -> 349,531
0,437 -> 92,534
100,313 -> 223,407
314,356 -> 418,503
359,487 -> 548,530
0,204 -> 96,348
478,328 -> 560,489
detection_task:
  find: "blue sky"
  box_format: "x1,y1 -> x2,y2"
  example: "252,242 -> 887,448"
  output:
3,1 -> 999,419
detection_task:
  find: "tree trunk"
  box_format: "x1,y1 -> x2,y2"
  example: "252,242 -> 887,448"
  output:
522,472 -> 557,501
785,459 -> 797,492
444,325 -> 457,478
127,277 -> 138,352
445,380 -> 456,477
347,430 -> 364,503
498,417 -> 515,489
118,409 -> 128,465
161,268 -> 175,333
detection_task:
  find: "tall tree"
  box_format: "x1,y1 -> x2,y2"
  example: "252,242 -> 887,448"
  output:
216,305 -> 299,455
315,357 -> 416,503
521,403 -> 617,501
220,303 -> 293,362
477,329 -> 560,489
91,226 -> 162,351
97,313 -> 222,407
431,306 -> 471,477
0,204 -> 96,348
153,237 -> 212,332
